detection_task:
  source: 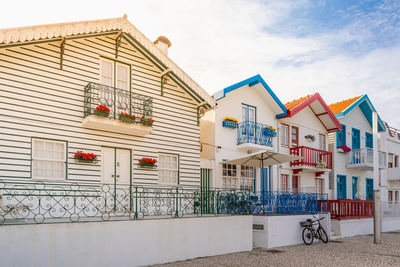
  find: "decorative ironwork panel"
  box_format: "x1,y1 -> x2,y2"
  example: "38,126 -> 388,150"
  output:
237,121 -> 276,147
84,82 -> 153,120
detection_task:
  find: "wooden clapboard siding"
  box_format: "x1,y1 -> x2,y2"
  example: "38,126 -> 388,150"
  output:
0,34 -> 202,186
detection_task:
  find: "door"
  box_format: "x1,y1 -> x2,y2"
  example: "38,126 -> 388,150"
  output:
102,147 -> 131,185
337,175 -> 347,199
292,175 -> 299,193
352,177 -> 359,200
200,168 -> 211,214
260,168 -> 268,192
291,126 -> 299,147
366,178 -> 373,200
352,129 -> 361,163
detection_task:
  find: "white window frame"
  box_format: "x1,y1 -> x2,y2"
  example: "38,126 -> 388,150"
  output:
315,178 -> 324,194
100,58 -> 114,87
281,124 -> 289,147
222,164 -> 237,189
158,153 -> 179,185
32,138 -> 67,180
281,174 -> 289,191
100,58 -> 130,90
319,134 -> 326,151
240,166 -> 255,191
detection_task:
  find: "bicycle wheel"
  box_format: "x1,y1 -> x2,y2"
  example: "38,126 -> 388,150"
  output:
317,227 -> 328,243
302,227 -> 314,245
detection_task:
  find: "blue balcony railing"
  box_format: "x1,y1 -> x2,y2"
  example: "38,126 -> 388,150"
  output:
237,121 -> 276,147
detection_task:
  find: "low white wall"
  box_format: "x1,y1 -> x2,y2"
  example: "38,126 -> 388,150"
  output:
332,217 -> 400,238
0,216 -> 252,267
253,213 -> 331,249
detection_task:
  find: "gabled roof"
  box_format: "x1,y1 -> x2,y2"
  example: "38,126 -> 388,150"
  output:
328,95 -> 386,132
279,93 -> 342,133
213,74 -> 287,117
0,15 -> 215,108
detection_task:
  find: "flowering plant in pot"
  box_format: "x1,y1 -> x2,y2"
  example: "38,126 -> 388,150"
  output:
140,116 -> 154,126
75,151 -> 97,163
305,134 -> 316,142
316,161 -> 327,170
119,112 -> 136,123
138,157 -> 157,167
94,105 -> 110,117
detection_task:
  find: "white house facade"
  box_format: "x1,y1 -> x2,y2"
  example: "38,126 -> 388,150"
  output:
201,75 -> 287,191
327,95 -> 386,200
277,93 -> 342,197
0,16 -> 215,188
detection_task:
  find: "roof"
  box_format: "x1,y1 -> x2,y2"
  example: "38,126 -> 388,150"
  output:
329,95 -> 386,132
0,15 -> 214,108
279,93 -> 342,133
328,95 -> 362,114
213,74 -> 287,117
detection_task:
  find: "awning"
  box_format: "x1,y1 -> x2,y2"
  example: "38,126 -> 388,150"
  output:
222,150 -> 301,168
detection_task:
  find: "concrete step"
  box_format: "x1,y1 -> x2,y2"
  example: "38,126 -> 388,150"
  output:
330,233 -> 340,240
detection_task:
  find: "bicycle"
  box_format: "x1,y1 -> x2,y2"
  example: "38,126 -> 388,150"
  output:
300,217 -> 328,245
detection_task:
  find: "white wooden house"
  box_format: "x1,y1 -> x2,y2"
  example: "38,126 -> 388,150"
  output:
277,93 -> 342,196
0,16 -> 215,188
200,75 -> 287,191
327,95 -> 386,200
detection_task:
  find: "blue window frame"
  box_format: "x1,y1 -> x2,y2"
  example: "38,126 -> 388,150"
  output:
366,178 -> 373,200
241,104 -> 257,123
365,132 -> 373,148
336,124 -> 346,147
352,177 -> 359,200
337,175 -> 347,199
352,128 -> 360,150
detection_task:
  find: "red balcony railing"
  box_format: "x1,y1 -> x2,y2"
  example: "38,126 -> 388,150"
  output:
328,200 -> 373,220
290,146 -> 332,169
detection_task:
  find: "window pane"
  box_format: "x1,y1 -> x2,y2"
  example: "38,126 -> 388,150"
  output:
32,139 -> 66,180
158,154 -> 178,184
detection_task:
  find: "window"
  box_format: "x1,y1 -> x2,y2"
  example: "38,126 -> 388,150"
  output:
388,153 -> 394,168
365,132 -> 373,148
158,154 -> 179,185
32,139 -> 66,180
100,59 -> 129,89
291,126 -> 299,147
395,155 -> 399,168
395,191 -> 399,202
240,166 -> 255,191
315,178 -> 323,194
222,164 -> 237,189
319,134 -> 326,151
281,174 -> 289,191
336,124 -> 346,147
388,191 -> 393,202
281,124 -> 289,147
242,104 -> 256,122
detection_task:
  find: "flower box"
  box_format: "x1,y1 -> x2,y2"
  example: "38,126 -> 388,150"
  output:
74,151 -> 97,163
263,126 -> 277,137
222,120 -> 238,128
140,116 -> 154,127
138,157 -> 157,168
316,161 -> 327,169
119,112 -> 136,123
94,105 -> 110,118
338,145 -> 351,153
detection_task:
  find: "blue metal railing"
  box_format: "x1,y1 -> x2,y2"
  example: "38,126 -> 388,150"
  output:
237,121 -> 276,147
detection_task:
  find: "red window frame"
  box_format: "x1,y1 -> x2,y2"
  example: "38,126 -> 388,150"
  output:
291,126 -> 299,147
281,124 -> 290,147
389,191 -> 393,202
315,178 -> 323,194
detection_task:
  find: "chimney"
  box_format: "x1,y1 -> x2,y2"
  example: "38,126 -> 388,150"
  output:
154,36 -> 172,55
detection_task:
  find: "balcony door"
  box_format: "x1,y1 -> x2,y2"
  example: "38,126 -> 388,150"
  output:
337,175 -> 347,199
366,178 -> 373,200
352,128 -> 361,164
242,104 -> 257,142
100,59 -> 130,90
291,126 -> 299,147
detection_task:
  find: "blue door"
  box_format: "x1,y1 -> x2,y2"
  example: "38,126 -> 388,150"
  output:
352,177 -> 359,200
366,178 -> 373,200
337,175 -> 347,199
260,168 -> 269,192
352,129 -> 361,163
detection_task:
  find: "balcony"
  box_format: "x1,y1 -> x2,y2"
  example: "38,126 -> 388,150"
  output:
290,146 -> 332,170
83,82 -> 153,136
237,121 -> 276,151
346,148 -> 386,170
387,167 -> 400,181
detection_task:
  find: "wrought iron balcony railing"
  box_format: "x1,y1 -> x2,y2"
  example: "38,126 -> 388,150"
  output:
290,146 -> 333,169
237,121 -> 276,147
84,82 -> 153,120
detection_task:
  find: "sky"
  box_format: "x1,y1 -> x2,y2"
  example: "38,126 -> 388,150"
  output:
2,0 -> 400,128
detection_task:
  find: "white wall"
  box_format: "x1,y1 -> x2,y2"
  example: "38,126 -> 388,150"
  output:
253,213 -> 331,248
0,216 -> 253,267
331,217 -> 400,238
328,106 -> 375,199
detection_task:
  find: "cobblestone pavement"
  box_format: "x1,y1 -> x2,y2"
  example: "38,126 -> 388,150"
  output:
157,232 -> 400,267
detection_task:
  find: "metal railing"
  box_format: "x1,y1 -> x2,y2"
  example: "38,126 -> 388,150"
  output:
290,146 -> 332,169
237,121 -> 276,147
347,148 -> 386,169
0,179 -> 327,225
84,82 -> 153,120
328,199 -> 373,220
